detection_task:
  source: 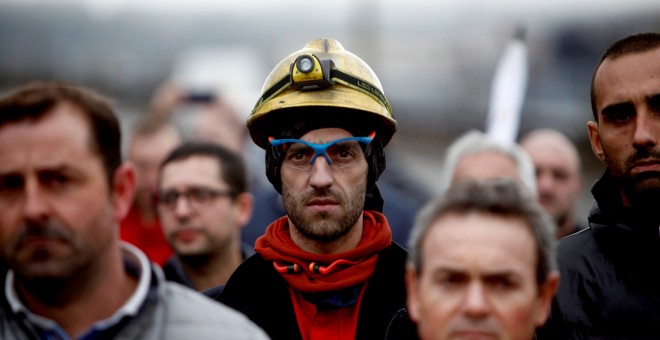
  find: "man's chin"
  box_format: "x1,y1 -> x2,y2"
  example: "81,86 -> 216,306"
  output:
179,253 -> 212,266
625,174 -> 660,207
13,260 -> 75,282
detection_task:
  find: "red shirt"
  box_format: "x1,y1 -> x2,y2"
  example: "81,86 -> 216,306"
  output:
120,204 -> 172,266
290,284 -> 367,340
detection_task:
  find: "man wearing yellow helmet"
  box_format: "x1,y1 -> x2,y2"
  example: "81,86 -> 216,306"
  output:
207,38 -> 417,339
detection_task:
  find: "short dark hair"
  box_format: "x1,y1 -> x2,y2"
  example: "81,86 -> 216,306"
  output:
590,32 -> 660,120
0,81 -> 121,186
407,179 -> 557,288
159,141 -> 248,195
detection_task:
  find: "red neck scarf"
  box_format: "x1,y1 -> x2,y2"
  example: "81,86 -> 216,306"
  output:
255,211 -> 392,293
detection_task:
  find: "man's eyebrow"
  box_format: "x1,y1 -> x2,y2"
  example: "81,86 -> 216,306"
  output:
600,101 -> 635,117
431,265 -> 465,275
0,165 -> 82,176
647,93 -> 660,104
481,270 -> 518,279
0,170 -> 17,177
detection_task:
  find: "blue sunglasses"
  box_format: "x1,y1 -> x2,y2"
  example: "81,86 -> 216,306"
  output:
268,131 -> 376,170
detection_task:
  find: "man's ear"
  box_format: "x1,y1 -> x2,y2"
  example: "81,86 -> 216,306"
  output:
405,262 -> 421,323
535,270 -> 560,327
587,121 -> 606,162
234,192 -> 254,229
112,163 -> 137,221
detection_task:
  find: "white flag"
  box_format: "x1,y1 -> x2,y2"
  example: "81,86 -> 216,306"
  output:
485,27 -> 529,144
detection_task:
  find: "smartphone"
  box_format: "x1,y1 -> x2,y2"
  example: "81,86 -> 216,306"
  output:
185,91 -> 215,103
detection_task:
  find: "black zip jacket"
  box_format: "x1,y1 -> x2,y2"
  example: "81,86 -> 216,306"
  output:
208,243 -> 418,340
537,171 -> 660,339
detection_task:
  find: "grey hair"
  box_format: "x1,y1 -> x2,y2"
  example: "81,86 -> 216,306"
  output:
438,130 -> 536,196
407,179 -> 557,287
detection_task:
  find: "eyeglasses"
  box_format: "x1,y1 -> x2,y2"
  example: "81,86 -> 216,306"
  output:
268,131 -> 375,171
156,187 -> 236,211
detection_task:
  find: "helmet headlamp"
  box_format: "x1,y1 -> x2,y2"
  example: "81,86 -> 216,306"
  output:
295,55 -> 315,73
290,54 -> 334,90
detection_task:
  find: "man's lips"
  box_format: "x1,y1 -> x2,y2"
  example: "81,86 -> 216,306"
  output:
20,236 -> 62,249
175,229 -> 200,242
630,160 -> 660,175
451,330 -> 497,339
306,198 -> 339,212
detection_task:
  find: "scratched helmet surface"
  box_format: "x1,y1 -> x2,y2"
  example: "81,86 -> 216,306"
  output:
247,38 -> 397,149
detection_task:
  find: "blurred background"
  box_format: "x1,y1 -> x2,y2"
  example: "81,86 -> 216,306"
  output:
1,0 -> 659,227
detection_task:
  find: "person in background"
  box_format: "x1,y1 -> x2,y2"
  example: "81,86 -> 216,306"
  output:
439,130 -> 537,195
520,128 -> 584,238
121,115 -> 181,265
0,81 -> 267,339
157,142 -> 254,291
209,38 -> 418,339
538,32 -> 660,339
406,179 -> 559,340
148,80 -> 284,247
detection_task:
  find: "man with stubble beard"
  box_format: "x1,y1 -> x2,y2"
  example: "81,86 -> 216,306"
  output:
537,32 -> 660,339
207,38 -> 418,340
0,82 -> 267,339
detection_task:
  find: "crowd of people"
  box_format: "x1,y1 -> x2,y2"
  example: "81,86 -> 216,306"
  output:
0,32 -> 658,339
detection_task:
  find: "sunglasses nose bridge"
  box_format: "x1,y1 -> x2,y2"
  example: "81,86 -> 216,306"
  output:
308,150 -> 334,167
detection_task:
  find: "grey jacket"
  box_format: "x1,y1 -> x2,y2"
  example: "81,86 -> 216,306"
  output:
0,264 -> 269,339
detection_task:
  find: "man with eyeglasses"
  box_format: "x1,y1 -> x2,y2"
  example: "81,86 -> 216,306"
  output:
156,142 -> 254,291
207,38 -> 418,339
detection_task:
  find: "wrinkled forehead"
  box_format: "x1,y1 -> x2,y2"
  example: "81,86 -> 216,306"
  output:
422,212 -> 538,275
0,105 -> 101,172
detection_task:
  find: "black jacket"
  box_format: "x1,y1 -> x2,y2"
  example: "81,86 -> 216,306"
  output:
208,243 -> 418,340
163,243 -> 255,289
537,171 -> 660,339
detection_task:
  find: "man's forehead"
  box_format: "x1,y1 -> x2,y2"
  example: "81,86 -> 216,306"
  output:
524,138 -> 579,171
421,212 -> 537,270
162,155 -> 220,178
595,48 -> 660,103
299,127 -> 353,142
0,104 -> 100,172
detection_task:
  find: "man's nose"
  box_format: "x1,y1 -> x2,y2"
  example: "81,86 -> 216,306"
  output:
537,171 -> 555,192
173,195 -> 194,218
462,282 -> 492,318
309,156 -> 334,190
22,180 -> 50,221
632,109 -> 658,150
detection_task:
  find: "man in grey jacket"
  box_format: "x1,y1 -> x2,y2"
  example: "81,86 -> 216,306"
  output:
0,82 -> 267,339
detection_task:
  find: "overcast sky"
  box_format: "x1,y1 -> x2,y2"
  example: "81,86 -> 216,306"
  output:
7,0 -> 660,21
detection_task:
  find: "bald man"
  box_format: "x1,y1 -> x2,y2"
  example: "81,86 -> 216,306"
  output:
520,129 -> 583,238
